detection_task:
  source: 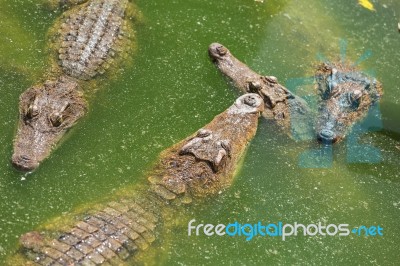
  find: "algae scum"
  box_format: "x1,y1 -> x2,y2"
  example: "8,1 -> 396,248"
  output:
0,0 -> 399,265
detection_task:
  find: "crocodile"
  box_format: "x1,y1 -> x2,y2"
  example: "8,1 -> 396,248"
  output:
12,0 -> 138,171
315,62 -> 382,143
8,94 -> 264,265
208,43 -> 314,141
208,43 -> 383,144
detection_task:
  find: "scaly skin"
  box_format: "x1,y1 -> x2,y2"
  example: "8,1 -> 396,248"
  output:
8,94 -> 264,265
315,62 -> 382,143
208,43 -> 314,141
12,0 -> 137,171
12,76 -> 87,171
54,0 -> 132,80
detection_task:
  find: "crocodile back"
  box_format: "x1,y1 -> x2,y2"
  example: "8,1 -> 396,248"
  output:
53,0 -> 134,80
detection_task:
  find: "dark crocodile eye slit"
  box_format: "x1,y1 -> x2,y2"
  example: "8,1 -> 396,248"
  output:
26,99 -> 39,119
265,75 -> 278,84
50,114 -> 63,127
196,129 -> 211,138
345,90 -> 362,109
350,90 -> 362,101
248,81 -> 261,92
26,108 -> 35,119
220,140 -> 231,155
61,102 -> 71,112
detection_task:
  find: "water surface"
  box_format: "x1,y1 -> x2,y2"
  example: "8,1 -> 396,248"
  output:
0,0 -> 399,264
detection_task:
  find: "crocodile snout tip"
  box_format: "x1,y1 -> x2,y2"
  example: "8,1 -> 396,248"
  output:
230,93 -> 264,115
208,43 -> 228,58
11,154 -> 38,172
242,93 -> 263,109
317,129 -> 338,144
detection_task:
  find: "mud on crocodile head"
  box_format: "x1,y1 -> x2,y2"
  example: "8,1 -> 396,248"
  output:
315,62 -> 382,144
12,76 -> 87,171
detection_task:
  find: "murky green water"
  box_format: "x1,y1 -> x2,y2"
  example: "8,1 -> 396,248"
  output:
0,0 -> 399,264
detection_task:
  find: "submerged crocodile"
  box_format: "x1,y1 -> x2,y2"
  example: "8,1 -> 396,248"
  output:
315,62 -> 382,143
208,43 -> 314,141
8,94 -> 264,265
209,43 -> 382,143
12,0 -> 138,171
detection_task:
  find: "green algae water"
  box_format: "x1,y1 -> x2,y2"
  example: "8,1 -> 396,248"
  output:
0,0 -> 399,264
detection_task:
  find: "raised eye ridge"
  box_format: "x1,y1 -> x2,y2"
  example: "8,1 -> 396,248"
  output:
25,97 -> 39,120
50,113 -> 63,127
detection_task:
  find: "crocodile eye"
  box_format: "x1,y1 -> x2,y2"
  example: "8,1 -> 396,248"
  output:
248,81 -> 261,92
220,140 -> 231,156
50,113 -> 63,127
320,67 -> 338,99
350,90 -> 363,101
49,102 -> 70,127
26,97 -> 39,119
347,90 -> 362,109
196,129 -> 212,138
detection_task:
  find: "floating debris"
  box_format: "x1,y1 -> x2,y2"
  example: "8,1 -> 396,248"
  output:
398,22 -> 400,32
283,13 -> 292,20
358,0 -> 375,11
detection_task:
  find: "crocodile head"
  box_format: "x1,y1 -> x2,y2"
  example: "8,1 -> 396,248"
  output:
12,77 -> 86,171
315,62 -> 382,144
150,94 -> 264,199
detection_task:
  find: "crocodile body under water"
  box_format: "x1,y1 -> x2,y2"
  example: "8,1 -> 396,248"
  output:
8,94 -> 264,265
12,0 -> 137,171
208,43 -> 314,141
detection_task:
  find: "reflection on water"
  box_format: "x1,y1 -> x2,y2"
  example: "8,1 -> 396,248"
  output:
0,0 -> 399,264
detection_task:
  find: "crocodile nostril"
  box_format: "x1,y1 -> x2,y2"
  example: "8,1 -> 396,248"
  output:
21,155 -> 31,162
317,129 -> 337,144
209,43 -> 227,56
243,95 -> 258,107
216,45 -> 227,56
11,154 -> 38,172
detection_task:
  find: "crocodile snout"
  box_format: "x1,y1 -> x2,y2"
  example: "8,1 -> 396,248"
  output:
11,154 -> 39,172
